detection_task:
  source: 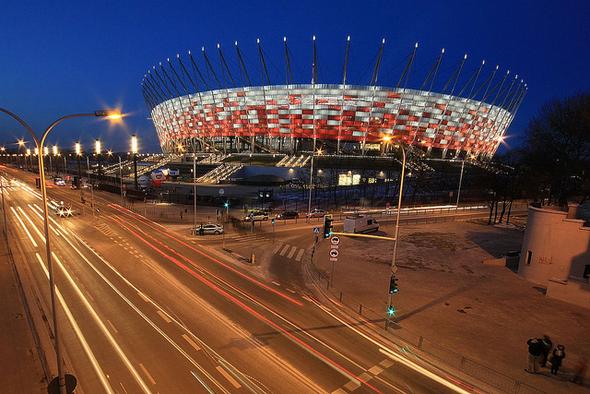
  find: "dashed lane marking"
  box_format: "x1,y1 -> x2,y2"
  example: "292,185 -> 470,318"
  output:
379,359 -> 394,368
182,334 -> 202,352
343,379 -> 361,391
156,310 -> 172,323
138,363 -> 156,385
215,366 -> 241,389
272,243 -> 282,254
271,281 -> 281,287
137,291 -> 150,303
368,365 -> 384,375
106,319 -> 119,334
286,288 -> 296,294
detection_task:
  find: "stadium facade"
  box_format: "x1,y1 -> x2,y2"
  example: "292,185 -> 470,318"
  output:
142,38 -> 527,159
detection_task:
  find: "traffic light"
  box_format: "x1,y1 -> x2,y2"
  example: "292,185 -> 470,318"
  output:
387,305 -> 396,317
223,201 -> 229,209
389,276 -> 399,294
323,214 -> 333,239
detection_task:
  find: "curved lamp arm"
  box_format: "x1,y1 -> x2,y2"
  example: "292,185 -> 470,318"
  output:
0,107 -> 39,146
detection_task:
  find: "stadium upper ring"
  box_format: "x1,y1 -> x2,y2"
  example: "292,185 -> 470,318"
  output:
142,37 -> 527,159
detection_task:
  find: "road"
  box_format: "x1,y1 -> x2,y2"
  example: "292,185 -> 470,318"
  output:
1,165 -> 484,394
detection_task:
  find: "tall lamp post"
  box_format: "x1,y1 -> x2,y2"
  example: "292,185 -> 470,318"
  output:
74,141 -> 83,199
130,134 -> 138,189
0,107 -> 122,394
307,148 -> 323,219
52,145 -> 59,175
386,141 -> 407,329
94,139 -> 102,182
26,148 -> 32,171
17,139 -> 25,169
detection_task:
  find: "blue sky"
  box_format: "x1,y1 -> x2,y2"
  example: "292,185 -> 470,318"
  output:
0,0 -> 588,153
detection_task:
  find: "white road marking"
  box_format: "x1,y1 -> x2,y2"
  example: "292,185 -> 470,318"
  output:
156,310 -> 172,323
279,244 -> 290,256
137,291 -> 150,303
215,366 -> 241,389
106,319 -> 119,333
287,246 -> 297,259
295,249 -> 305,261
271,281 -> 281,287
51,252 -> 153,394
182,334 -> 201,352
10,207 -> 38,247
34,253 -> 114,394
272,243 -> 282,254
309,297 -> 471,394
138,363 -> 157,385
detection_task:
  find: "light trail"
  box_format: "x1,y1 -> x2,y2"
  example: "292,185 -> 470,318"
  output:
10,206 -> 38,247
307,297 -> 476,393
111,216 -> 384,394
51,251 -> 153,394
108,203 -> 303,306
34,253 -> 115,394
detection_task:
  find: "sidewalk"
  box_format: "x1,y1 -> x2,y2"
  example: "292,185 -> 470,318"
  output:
0,233 -> 46,393
310,219 -> 590,393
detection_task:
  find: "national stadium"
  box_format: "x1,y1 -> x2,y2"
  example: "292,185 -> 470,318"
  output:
142,37 -> 526,163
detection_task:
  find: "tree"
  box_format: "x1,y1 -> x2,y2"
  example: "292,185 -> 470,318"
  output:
520,93 -> 590,206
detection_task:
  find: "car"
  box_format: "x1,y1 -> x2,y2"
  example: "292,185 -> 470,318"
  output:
53,177 -> 66,186
193,223 -> 224,235
276,210 -> 299,220
243,211 -> 269,222
306,208 -> 327,218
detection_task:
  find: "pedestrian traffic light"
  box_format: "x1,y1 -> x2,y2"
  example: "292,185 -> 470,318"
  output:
389,276 -> 399,294
223,201 -> 229,208
387,305 -> 396,317
323,214 -> 333,238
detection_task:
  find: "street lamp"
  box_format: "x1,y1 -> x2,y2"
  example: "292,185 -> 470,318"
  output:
0,107 -> 123,394
52,145 -> 59,175
387,142 -> 406,330
75,141 -> 83,197
94,139 -> 102,181
26,148 -> 31,171
130,134 -> 138,189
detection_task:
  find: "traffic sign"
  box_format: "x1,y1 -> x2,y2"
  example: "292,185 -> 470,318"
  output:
329,249 -> 339,258
330,236 -> 340,245
313,227 -> 320,234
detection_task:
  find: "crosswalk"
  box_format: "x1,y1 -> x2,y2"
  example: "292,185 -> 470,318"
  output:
272,243 -> 306,262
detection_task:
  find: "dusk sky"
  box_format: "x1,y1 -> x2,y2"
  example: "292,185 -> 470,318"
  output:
1,0 -> 588,153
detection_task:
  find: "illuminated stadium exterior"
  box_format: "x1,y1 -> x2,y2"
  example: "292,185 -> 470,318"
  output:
142,38 -> 527,159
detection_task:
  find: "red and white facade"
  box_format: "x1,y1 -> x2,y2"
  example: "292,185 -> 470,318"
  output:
151,84 -> 513,157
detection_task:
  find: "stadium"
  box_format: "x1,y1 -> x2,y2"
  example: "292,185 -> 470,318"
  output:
142,37 -> 526,162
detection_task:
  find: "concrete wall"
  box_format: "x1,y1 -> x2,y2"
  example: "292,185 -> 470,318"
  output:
518,206 -> 590,285
547,279 -> 590,310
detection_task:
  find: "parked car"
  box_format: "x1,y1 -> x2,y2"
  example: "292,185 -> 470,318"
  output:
53,177 -> 66,186
243,211 -> 269,222
306,208 -> 327,218
193,223 -> 224,235
276,210 -> 299,220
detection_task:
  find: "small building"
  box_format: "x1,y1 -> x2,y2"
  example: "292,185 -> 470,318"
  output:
518,204 -> 590,309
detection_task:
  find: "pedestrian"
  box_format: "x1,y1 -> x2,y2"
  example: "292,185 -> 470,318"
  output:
572,357 -> 587,385
180,210 -> 183,220
526,337 -> 543,373
541,335 -> 553,367
549,345 -> 565,375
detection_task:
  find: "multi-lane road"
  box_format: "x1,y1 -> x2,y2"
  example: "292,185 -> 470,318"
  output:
1,165 -> 482,393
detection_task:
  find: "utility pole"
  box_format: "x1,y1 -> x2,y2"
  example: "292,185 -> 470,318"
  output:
193,154 -> 197,229
387,143 -> 406,330
455,160 -> 465,212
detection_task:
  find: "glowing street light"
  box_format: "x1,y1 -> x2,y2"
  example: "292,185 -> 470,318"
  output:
94,139 -> 101,155
75,141 -> 82,156
130,134 -> 139,189
52,145 -> 58,156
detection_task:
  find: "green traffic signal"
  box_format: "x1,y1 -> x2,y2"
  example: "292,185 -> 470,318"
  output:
387,305 -> 396,317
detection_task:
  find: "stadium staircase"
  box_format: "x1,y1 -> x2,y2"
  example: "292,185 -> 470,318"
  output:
198,154 -> 229,164
275,154 -> 311,168
103,160 -> 132,175
197,163 -> 243,184
135,154 -> 182,177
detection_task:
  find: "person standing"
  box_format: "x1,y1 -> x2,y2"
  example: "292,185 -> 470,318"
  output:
541,335 -> 553,367
526,337 -> 543,373
550,345 -> 566,375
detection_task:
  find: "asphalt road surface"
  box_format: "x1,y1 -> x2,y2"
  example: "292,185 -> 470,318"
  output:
1,165 -> 484,394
